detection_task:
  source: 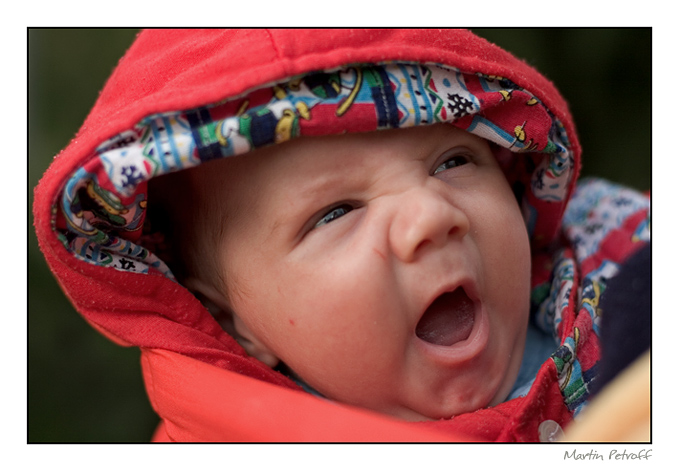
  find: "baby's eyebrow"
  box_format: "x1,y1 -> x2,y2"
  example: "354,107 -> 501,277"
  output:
292,171 -> 352,202
262,170 -> 356,240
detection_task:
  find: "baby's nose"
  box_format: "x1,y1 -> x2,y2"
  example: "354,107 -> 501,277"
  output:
388,185 -> 469,262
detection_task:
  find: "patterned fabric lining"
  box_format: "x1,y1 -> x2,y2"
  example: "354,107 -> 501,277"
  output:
53,62 -> 572,279
532,179 -> 650,414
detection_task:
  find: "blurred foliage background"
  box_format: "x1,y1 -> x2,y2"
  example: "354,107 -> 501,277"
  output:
28,28 -> 651,442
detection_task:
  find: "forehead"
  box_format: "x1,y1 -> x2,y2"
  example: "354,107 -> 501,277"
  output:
216,124 -> 486,182
199,124 -> 487,235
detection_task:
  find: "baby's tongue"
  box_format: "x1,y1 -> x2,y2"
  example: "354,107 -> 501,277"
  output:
415,287 -> 475,346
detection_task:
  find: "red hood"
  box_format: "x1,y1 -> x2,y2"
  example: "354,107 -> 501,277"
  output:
33,29 -> 582,440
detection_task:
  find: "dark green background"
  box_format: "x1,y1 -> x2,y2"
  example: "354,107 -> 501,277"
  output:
28,28 -> 651,442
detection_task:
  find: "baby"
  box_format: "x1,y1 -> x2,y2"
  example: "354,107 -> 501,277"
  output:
150,123 -> 531,421
34,29 -> 650,441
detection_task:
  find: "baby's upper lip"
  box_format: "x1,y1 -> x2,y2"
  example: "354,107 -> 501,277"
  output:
422,277 -> 479,316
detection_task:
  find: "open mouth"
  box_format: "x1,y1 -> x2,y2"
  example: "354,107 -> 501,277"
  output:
415,287 -> 476,346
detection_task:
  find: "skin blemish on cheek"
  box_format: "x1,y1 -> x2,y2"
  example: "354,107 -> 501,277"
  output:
373,247 -> 387,261
289,319 -> 295,326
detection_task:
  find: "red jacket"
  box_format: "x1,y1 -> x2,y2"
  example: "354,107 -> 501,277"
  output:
33,29 -> 650,442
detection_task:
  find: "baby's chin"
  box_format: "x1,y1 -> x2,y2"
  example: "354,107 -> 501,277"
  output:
384,376 -> 518,422
384,403 -> 482,422
371,397 -> 487,423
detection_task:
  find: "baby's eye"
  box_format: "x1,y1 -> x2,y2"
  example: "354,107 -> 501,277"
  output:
433,154 -> 471,175
314,204 -> 354,229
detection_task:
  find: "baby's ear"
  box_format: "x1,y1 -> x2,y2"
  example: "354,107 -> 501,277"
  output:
184,277 -> 280,368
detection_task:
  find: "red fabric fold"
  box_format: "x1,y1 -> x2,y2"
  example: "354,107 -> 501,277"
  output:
142,349 -> 474,442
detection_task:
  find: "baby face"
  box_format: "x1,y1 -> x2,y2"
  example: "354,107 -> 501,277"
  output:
209,124 -> 531,421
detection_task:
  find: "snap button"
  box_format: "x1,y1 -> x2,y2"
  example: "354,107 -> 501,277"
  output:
538,419 -> 564,442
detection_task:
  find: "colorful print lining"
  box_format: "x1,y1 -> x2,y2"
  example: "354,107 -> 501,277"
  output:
54,62 -> 572,278
531,179 -> 650,413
